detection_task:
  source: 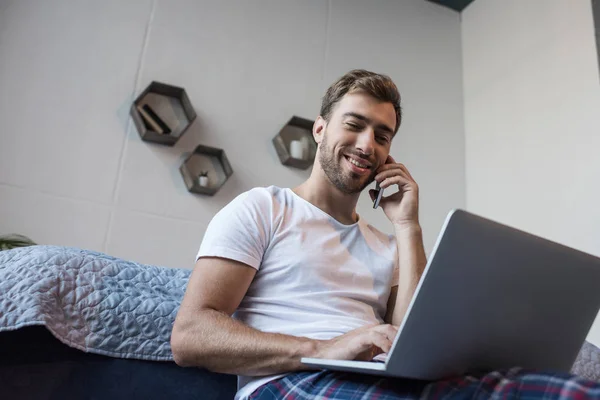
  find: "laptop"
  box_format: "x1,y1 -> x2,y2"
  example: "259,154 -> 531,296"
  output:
301,209 -> 600,380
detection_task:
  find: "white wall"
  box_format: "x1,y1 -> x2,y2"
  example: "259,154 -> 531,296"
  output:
0,0 -> 465,269
462,0 -> 600,346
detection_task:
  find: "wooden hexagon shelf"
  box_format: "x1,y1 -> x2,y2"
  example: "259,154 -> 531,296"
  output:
179,145 -> 233,196
272,116 -> 317,170
131,81 -> 197,146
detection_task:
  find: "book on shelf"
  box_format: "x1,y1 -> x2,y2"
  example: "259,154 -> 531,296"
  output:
136,104 -> 172,134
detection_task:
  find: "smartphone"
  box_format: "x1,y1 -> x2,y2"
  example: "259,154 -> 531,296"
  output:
373,182 -> 384,209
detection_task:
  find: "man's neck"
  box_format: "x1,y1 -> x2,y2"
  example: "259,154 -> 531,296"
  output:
293,172 -> 361,225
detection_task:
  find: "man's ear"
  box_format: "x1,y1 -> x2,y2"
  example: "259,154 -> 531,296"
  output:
313,116 -> 326,144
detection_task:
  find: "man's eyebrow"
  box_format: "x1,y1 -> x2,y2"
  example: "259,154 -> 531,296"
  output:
342,112 -> 394,135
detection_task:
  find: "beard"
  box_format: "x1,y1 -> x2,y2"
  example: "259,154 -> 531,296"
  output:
318,129 -> 378,194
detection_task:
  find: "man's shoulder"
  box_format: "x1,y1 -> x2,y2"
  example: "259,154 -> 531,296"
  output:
226,185 -> 289,213
234,185 -> 286,203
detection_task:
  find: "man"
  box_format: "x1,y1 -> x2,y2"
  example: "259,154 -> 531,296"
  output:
171,70 -> 600,400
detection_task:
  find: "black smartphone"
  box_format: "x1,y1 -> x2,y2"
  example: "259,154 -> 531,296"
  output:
373,182 -> 383,209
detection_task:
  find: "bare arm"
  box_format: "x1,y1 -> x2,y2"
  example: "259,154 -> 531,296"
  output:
171,257 -> 317,376
385,224 -> 427,326
171,257 -> 397,376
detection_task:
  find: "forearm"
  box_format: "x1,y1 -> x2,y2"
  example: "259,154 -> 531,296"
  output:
171,308 -> 319,376
391,224 -> 427,326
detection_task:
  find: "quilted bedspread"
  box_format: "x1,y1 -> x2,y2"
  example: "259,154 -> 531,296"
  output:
0,245 -> 599,381
0,245 -> 190,361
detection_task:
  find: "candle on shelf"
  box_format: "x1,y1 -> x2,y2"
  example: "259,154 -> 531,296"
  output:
289,140 -> 305,160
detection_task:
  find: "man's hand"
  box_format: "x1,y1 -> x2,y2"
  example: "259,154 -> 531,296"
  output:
370,155 -> 420,229
314,324 -> 398,361
370,157 -> 427,327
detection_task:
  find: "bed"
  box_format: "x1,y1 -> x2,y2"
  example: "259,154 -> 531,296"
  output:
0,245 -> 598,399
0,245 -> 236,399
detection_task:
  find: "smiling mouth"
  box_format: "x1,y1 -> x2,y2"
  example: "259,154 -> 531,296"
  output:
344,155 -> 371,170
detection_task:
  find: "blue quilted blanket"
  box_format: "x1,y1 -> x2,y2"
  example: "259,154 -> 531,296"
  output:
0,245 -> 190,361
0,245 -> 599,382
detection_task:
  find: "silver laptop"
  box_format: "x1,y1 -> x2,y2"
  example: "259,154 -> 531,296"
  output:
301,209 -> 600,380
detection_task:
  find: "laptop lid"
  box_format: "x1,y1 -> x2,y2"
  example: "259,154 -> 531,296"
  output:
385,209 -> 600,380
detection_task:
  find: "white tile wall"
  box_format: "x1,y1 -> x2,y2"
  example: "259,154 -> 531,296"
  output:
0,184 -> 111,250
105,208 -> 207,270
0,0 -> 153,204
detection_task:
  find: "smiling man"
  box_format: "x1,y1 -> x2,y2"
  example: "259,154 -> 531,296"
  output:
170,69 -> 427,399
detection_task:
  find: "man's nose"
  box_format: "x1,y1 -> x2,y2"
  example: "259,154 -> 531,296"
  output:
355,129 -> 375,156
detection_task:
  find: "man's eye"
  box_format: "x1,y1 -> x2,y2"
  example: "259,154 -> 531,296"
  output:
346,123 -> 361,130
377,135 -> 390,143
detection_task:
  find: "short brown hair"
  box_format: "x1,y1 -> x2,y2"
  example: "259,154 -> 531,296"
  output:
320,69 -> 402,133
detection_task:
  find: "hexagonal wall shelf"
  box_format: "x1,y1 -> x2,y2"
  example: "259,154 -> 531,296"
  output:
179,145 -> 233,196
272,116 -> 317,170
131,81 -> 197,146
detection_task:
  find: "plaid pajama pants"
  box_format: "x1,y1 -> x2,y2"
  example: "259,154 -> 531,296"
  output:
248,368 -> 600,399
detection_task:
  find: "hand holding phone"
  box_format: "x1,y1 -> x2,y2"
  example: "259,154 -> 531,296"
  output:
370,155 -> 420,226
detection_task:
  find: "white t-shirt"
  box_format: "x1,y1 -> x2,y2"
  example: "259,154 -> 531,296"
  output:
196,186 -> 399,400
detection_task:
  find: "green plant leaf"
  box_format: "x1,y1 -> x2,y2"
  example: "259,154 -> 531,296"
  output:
0,234 -> 37,251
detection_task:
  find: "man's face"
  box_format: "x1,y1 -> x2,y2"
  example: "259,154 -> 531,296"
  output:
317,92 -> 396,194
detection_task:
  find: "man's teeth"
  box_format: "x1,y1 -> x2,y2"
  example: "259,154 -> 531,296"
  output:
348,157 -> 368,169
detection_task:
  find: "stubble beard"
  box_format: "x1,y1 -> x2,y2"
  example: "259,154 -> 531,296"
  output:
318,130 -> 377,194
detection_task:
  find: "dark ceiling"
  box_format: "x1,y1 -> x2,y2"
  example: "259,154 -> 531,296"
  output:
427,0 -> 476,12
